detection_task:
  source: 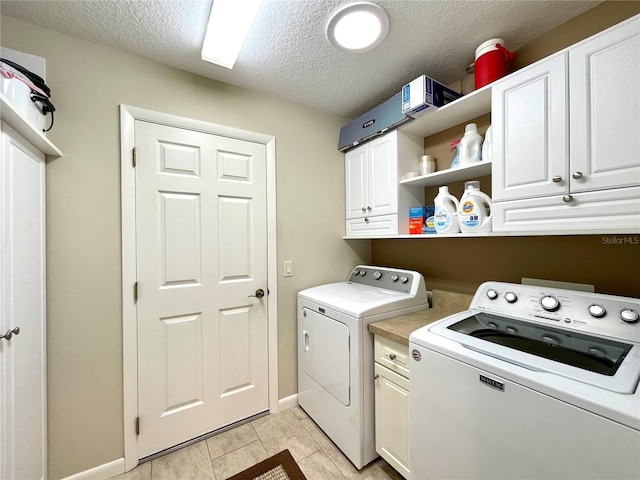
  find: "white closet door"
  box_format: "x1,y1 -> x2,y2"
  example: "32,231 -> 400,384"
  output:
0,121 -> 47,480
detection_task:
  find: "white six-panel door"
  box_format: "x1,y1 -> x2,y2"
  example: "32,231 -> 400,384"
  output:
134,120 -> 269,457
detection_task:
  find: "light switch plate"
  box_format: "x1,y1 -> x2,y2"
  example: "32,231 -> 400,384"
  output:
284,260 -> 293,277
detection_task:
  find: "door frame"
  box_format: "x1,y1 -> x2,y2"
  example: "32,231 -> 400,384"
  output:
119,105 -> 278,471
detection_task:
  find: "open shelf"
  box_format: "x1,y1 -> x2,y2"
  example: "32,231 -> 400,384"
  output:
400,85 -> 492,138
401,161 -> 492,187
1,93 -> 62,157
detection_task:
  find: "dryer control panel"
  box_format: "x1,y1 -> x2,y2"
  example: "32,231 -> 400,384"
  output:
348,265 -> 427,296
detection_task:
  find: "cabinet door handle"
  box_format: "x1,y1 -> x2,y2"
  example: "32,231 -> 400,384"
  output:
563,195 -> 574,203
374,374 -> 380,380
1,327 -> 20,341
572,171 -> 583,179
552,175 -> 562,183
361,207 -> 366,212
364,217 -> 369,223
367,206 -> 371,211
389,353 -> 397,360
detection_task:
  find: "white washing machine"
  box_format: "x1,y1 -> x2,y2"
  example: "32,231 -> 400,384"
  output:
298,265 -> 428,469
409,281 -> 640,480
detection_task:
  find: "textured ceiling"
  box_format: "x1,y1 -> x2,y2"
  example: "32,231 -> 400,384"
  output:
1,0 -> 602,118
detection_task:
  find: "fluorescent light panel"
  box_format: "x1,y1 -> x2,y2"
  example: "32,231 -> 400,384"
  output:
201,0 -> 263,69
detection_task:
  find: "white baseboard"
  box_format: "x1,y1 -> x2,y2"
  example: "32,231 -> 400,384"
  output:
61,458 -> 125,480
278,393 -> 298,412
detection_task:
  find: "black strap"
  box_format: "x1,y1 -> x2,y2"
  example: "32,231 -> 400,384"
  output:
0,57 -> 51,97
30,92 -> 55,132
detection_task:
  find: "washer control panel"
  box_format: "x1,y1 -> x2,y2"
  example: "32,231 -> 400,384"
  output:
473,282 -> 640,342
348,265 -> 424,294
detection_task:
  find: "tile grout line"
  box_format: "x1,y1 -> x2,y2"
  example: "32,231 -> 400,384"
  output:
293,410 -> 350,479
203,435 -> 218,480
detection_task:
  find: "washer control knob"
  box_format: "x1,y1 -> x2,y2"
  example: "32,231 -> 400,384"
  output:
486,289 -> 499,300
620,309 -> 639,323
391,274 -> 399,282
505,292 -> 518,303
400,275 -> 409,284
588,304 -> 606,318
373,271 -> 382,280
359,270 -> 366,276
540,295 -> 560,312
353,269 -> 360,276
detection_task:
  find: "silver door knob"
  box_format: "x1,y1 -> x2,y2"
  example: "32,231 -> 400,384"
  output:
1,327 -> 20,341
552,175 -> 562,183
563,195 -> 574,203
572,171 -> 583,179
249,289 -> 265,298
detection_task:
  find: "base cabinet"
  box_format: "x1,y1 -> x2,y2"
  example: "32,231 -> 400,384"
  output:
374,336 -> 410,479
0,121 -> 47,480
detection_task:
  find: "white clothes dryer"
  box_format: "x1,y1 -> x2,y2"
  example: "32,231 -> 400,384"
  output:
297,265 -> 428,469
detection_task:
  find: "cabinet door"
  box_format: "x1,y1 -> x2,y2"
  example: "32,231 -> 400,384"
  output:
570,18 -> 640,193
345,145 -> 367,219
492,53 -> 568,202
374,363 -> 410,479
0,122 -> 47,480
367,132 -> 398,217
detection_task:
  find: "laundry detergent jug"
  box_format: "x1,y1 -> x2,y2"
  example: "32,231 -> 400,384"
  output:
434,186 -> 460,234
459,123 -> 482,167
475,38 -> 514,89
458,181 -> 492,233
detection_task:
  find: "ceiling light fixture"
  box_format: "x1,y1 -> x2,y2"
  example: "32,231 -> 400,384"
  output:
201,0 -> 263,69
326,2 -> 389,53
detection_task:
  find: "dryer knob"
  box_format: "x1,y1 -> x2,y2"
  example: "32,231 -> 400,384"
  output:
620,309 -> 639,323
373,271 -> 382,280
400,276 -> 408,284
391,274 -> 399,282
359,270 -> 366,276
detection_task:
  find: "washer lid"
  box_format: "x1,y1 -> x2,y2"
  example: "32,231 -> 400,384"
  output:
419,310 -> 640,394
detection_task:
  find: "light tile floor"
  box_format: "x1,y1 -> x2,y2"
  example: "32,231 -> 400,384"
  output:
111,406 -> 404,480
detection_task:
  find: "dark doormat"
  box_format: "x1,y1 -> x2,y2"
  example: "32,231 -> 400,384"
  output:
228,449 -> 307,480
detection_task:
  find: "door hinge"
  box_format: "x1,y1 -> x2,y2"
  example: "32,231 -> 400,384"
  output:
136,416 -> 140,435
132,146 -> 137,167
134,282 -> 139,303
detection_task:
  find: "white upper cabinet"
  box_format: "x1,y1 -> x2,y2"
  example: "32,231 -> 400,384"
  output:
492,52 -> 568,202
569,18 -> 640,193
491,15 -> 640,233
345,130 -> 424,237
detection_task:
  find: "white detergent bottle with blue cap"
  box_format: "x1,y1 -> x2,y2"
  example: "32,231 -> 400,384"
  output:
458,181 -> 492,233
434,186 -> 460,234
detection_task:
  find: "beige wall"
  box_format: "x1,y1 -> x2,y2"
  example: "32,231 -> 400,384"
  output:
374,1 -> 640,299
0,15 -> 369,479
